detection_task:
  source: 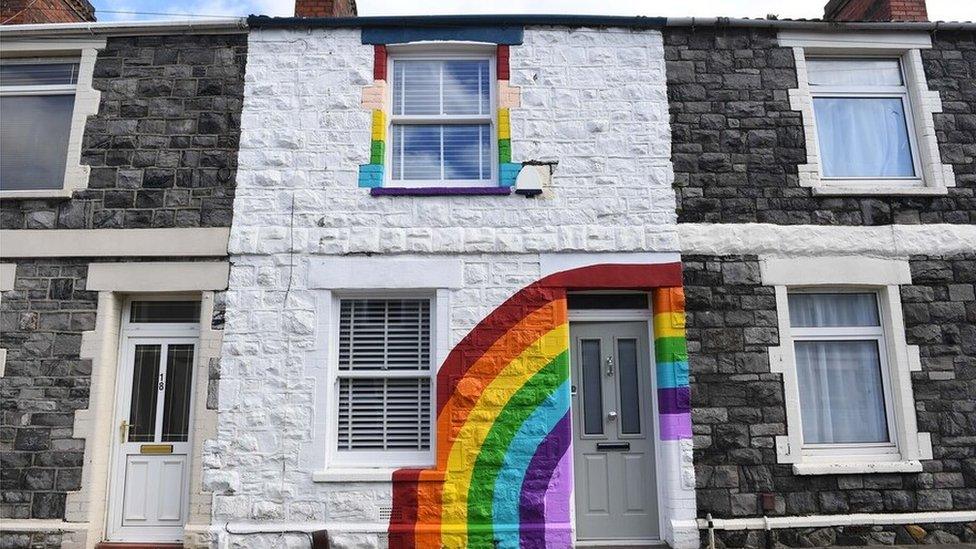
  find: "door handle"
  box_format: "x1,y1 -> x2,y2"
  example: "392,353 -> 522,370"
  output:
607,410 -> 618,421
120,419 -> 134,441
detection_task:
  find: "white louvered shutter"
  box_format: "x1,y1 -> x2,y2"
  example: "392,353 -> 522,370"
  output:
336,299 -> 433,452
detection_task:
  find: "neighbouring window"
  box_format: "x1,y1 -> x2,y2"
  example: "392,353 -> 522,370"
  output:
389,57 -> 494,187
807,58 -> 918,180
788,292 -> 894,448
0,61 -> 80,191
334,297 -> 433,465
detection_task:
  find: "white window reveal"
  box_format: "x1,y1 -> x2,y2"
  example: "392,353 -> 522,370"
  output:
779,31 -> 954,195
808,59 -> 919,181
334,297 -> 434,466
0,61 -> 80,192
788,292 -> 895,449
389,56 -> 495,187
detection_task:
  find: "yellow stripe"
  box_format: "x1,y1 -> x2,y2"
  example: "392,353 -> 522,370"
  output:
653,311 -> 686,339
497,108 -> 510,140
371,109 -> 385,141
439,323 -> 568,544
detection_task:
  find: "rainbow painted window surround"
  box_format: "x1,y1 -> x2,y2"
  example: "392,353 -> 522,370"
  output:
359,44 -> 521,194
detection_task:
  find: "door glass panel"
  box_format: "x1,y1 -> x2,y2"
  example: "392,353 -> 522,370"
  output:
130,301 -> 200,323
161,344 -> 195,442
580,339 -> 604,435
128,345 -> 161,442
617,338 -> 641,435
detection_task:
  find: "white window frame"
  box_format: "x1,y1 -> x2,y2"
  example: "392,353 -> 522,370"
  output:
386,44 -> 497,188
327,292 -> 437,468
788,288 -> 900,457
0,39 -> 105,199
762,256 -> 932,475
779,31 -> 955,196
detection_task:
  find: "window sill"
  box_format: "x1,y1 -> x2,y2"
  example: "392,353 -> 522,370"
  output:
0,188 -> 74,200
792,460 -> 922,476
370,186 -> 511,197
809,184 -> 948,197
313,468 -> 443,483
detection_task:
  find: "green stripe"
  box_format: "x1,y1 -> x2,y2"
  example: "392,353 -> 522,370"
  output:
498,139 -> 511,164
465,351 -> 569,548
370,140 -> 385,164
655,336 -> 687,363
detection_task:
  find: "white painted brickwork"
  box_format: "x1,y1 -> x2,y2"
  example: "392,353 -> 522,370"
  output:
215,26 -> 680,548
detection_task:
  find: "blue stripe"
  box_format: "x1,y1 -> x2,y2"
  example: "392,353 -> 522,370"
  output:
656,360 -> 689,389
491,379 -> 570,548
362,26 -> 524,45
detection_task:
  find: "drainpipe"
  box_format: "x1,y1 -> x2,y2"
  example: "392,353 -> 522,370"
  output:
706,513 -> 716,549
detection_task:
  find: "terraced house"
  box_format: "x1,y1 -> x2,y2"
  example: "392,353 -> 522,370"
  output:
0,13 -> 247,549
0,0 -> 973,547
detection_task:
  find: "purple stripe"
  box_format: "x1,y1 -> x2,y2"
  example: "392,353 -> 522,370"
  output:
660,412 -> 692,440
370,186 -> 512,196
658,386 -> 690,414
542,451 -> 573,549
519,412 -> 571,547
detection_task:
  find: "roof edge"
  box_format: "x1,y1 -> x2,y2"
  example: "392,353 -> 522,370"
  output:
0,17 -> 247,37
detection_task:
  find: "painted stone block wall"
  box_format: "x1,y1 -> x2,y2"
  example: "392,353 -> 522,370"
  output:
684,254 -> 976,547
0,34 -> 247,230
217,24 -> 683,548
664,28 -> 976,225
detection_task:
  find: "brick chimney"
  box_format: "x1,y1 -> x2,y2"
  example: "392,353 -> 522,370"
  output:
295,0 -> 357,17
1,0 -> 96,24
824,0 -> 928,21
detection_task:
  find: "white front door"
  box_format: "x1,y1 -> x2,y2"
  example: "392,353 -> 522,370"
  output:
107,337 -> 197,542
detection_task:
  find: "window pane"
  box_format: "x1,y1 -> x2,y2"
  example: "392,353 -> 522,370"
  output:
444,125 -> 489,180
338,299 -> 431,371
0,63 -> 78,86
788,293 -> 880,327
128,345 -> 161,443
392,125 -> 441,180
567,293 -> 649,310
795,340 -> 889,444
617,338 -> 641,435
161,344 -> 194,443
392,124 -> 491,182
814,97 -> 915,177
130,301 -> 201,323
443,60 -> 490,115
337,377 -> 431,450
392,59 -> 490,116
807,59 -> 902,87
0,95 -> 74,191
393,61 -> 439,115
580,339 -> 604,435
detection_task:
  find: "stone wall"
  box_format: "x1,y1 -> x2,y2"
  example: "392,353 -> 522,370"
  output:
0,34 -> 247,230
685,254 -> 976,545
215,25 -> 679,546
0,260 -> 95,521
665,28 -> 976,225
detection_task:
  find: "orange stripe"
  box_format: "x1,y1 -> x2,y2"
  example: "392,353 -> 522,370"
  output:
653,286 -> 685,315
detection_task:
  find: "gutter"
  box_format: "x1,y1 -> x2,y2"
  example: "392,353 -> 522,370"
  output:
665,16 -> 976,31
0,17 -> 247,37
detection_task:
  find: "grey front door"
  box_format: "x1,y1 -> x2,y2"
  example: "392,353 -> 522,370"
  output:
571,321 -> 659,541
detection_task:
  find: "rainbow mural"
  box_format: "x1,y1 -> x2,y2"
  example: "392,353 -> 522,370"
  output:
389,263 -> 688,549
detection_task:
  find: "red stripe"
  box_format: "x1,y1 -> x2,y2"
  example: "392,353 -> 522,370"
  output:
389,468 -> 422,548
497,44 -> 510,80
374,45 -> 387,80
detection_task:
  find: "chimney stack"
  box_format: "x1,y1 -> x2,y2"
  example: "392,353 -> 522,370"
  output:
295,0 -> 357,17
823,0 -> 928,22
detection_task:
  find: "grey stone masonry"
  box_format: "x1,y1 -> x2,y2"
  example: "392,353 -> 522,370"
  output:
0,261 -> 94,521
665,28 -> 976,225
684,255 -> 976,547
705,522 -> 975,548
0,34 -> 247,230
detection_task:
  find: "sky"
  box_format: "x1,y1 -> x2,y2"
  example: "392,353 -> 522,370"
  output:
91,0 -> 976,22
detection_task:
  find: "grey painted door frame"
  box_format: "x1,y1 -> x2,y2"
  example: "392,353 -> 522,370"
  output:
567,308 -> 665,545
